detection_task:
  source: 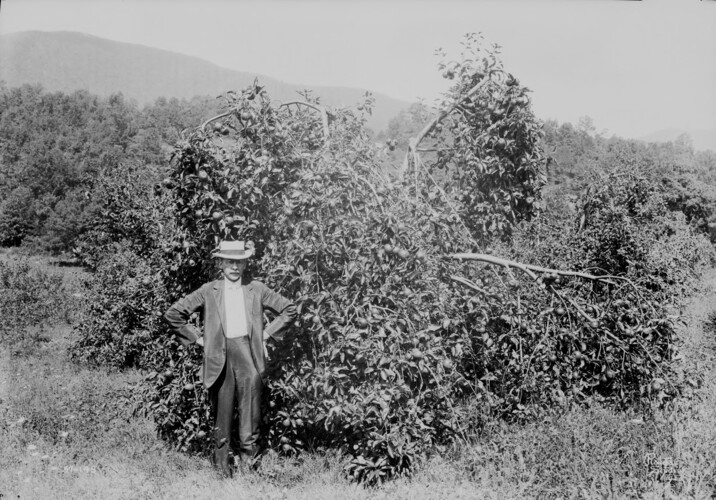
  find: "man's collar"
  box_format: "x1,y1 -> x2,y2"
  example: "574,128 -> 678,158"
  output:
213,277 -> 253,290
225,280 -> 243,290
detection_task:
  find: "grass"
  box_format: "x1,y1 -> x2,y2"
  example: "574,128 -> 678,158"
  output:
1,257 -> 716,498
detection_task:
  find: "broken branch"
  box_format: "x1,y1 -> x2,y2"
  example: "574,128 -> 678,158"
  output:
450,253 -> 623,286
401,77 -> 491,178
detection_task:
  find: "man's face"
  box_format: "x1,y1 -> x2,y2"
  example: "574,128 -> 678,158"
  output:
219,258 -> 247,282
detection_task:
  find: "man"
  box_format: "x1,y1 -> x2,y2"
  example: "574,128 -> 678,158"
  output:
165,240 -> 296,477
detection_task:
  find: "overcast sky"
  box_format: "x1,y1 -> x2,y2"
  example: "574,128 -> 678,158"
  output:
1,0 -> 714,140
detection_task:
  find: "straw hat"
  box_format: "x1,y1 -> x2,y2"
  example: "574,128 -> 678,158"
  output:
211,240 -> 254,260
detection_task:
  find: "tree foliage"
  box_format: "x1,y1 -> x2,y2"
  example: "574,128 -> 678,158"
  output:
542,119 -> 716,233
67,34 -> 715,484
426,34 -> 547,240
0,186 -> 35,246
0,84 -> 219,252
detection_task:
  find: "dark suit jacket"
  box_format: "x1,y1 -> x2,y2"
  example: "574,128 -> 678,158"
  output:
164,277 -> 296,389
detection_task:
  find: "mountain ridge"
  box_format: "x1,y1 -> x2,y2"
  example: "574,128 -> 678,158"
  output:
0,30 -> 412,132
2,31 -> 713,151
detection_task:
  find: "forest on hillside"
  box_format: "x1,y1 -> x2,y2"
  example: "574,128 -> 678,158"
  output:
0,84 -> 220,251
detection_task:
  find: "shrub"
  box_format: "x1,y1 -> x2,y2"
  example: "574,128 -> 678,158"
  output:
70,161 -> 178,368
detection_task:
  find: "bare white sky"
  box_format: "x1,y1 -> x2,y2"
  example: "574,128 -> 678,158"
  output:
1,0 -> 715,140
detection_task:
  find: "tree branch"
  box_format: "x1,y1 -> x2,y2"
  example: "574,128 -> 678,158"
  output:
401,77 -> 491,179
449,253 -> 623,286
200,111 -> 233,132
450,275 -> 501,299
353,174 -> 384,214
279,101 -> 330,139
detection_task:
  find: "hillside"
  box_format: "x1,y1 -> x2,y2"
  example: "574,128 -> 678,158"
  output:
0,31 -> 411,132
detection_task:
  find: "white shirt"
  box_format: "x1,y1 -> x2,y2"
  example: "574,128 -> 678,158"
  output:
224,280 -> 249,338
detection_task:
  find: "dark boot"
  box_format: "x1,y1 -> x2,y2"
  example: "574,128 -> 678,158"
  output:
236,452 -> 257,473
212,437 -> 233,478
216,463 -> 233,479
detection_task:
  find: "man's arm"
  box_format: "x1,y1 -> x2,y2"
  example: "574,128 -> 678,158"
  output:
164,284 -> 208,346
260,283 -> 297,342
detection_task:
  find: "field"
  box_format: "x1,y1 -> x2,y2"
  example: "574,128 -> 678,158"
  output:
1,252 -> 715,499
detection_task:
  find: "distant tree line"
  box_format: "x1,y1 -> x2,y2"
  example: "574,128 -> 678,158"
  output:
0,83 -> 219,252
540,118 -> 716,233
